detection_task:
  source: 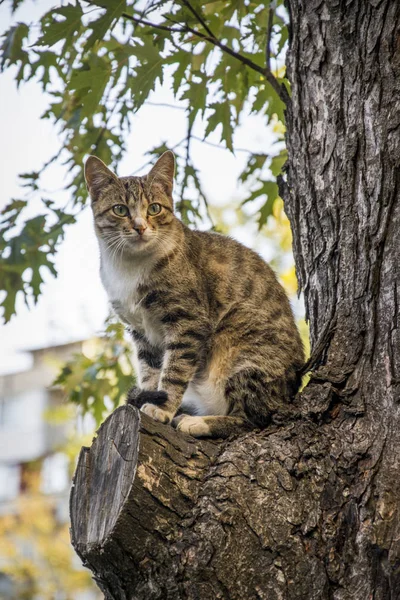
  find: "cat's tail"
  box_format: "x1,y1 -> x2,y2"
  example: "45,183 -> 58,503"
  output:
225,368 -> 295,428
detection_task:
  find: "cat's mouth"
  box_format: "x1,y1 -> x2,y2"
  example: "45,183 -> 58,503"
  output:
102,231 -> 157,257
127,232 -> 156,250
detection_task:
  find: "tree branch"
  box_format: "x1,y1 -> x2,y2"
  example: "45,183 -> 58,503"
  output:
180,0 -> 215,39
132,136 -> 187,175
121,8 -> 289,105
266,5 -> 274,73
121,11 -> 183,33
186,118 -> 192,168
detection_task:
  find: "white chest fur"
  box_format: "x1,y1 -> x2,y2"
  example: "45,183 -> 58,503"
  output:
99,249 -> 164,346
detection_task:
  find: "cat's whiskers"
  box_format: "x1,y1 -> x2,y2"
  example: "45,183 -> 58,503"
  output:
104,238 -> 122,254
103,233 -> 122,248
116,238 -> 129,263
108,236 -> 127,264
103,235 -> 123,260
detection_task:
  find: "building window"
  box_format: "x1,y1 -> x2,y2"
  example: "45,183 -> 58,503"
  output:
0,464 -> 20,502
41,453 -> 69,495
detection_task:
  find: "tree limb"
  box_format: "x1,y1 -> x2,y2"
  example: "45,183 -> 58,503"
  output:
120,8 -> 289,105
180,0 -> 215,40
266,4 -> 274,73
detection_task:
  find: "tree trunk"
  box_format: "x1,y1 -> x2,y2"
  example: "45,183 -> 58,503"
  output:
283,0 -> 400,596
70,1 -> 400,598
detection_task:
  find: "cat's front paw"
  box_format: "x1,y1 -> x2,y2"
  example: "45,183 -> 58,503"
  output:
126,386 -> 141,407
141,403 -> 174,424
127,387 -> 168,409
174,415 -> 211,437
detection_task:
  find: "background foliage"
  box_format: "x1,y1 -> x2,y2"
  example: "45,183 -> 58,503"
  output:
0,0 -> 302,421
0,456 -> 96,599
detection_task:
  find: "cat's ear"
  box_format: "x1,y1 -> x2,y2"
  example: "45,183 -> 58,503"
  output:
85,156 -> 118,201
147,151 -> 175,196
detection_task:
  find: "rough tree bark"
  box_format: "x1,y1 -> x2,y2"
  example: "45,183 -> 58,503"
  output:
70,1 -> 400,598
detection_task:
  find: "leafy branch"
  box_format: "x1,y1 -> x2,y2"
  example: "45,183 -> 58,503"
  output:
119,2 -> 289,103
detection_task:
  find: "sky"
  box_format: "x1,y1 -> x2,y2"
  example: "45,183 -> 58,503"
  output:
0,0 -> 295,375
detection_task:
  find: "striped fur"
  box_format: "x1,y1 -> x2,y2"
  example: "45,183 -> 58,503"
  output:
85,152 -> 305,438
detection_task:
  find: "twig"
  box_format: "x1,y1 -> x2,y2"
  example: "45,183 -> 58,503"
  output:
178,119 -> 193,214
121,8 -> 289,104
146,101 -> 186,111
122,11 -> 183,33
175,0 -> 289,104
180,0 -> 215,39
131,137 -> 187,175
266,5 -> 274,73
191,135 -> 253,154
186,118 -> 192,168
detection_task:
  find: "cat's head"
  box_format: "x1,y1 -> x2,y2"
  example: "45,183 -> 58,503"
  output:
84,151 -> 179,258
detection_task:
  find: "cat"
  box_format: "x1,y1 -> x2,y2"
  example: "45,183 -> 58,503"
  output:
85,151 -> 304,438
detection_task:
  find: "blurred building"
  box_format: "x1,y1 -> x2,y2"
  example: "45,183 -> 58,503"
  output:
0,340 -> 100,600
0,341 -> 84,510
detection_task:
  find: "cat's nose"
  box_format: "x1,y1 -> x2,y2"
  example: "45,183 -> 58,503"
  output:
132,217 -> 147,235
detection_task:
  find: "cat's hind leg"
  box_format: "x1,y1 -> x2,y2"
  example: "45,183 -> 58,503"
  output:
225,368 -> 289,428
172,369 -> 290,438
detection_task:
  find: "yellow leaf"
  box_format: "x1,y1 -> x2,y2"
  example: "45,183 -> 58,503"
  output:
271,113 -> 286,137
280,265 -> 298,296
272,65 -> 286,79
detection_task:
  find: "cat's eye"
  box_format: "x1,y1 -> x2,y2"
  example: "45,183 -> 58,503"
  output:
113,204 -> 129,217
147,203 -> 162,216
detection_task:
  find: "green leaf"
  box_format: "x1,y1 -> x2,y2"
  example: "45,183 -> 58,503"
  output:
53,318 -> 135,424
251,180 -> 279,229
84,0 -> 127,52
129,42 -> 165,110
11,0 -> 25,12
266,86 -> 285,121
178,161 -> 210,225
169,52 -> 191,96
19,171 -> 40,190
68,55 -> 111,118
0,285 -> 19,323
0,22 -> 29,70
30,51 -> 62,90
0,204 -> 76,322
205,100 -> 234,152
181,79 -> 207,127
240,179 -> 279,229
0,198 -> 27,220
239,153 -> 268,184
35,4 -> 83,50
270,149 -> 288,177
251,84 -> 269,114
259,196 -> 277,229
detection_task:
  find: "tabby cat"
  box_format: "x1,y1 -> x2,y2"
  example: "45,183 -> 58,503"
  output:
85,151 -> 304,438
